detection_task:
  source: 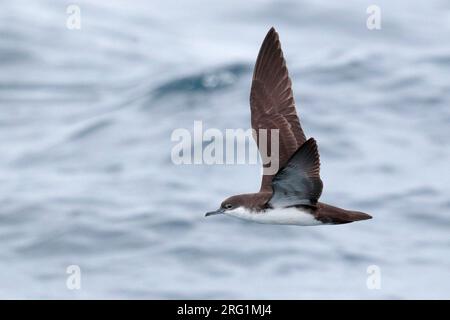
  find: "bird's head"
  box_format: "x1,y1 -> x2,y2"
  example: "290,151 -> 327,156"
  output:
205,194 -> 248,217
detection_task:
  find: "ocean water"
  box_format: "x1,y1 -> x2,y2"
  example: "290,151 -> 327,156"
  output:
0,0 -> 449,299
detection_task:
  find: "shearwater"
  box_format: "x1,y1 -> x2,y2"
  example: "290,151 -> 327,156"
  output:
205,27 -> 372,226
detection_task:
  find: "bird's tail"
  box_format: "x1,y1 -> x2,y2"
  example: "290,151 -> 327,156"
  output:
346,210 -> 372,222
315,203 -> 372,224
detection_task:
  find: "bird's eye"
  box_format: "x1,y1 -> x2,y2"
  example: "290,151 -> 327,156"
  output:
224,204 -> 233,209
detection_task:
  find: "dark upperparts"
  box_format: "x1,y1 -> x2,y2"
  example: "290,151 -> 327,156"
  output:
220,192 -> 273,212
269,138 -> 323,207
220,194 -> 372,225
245,27 -> 323,210
250,27 -> 306,193
210,28 -> 372,223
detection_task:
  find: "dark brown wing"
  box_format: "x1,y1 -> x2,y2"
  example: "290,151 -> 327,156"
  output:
269,138 -> 323,206
250,27 -> 306,193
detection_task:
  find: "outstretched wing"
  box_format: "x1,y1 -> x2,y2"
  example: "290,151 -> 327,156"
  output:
250,27 -> 306,193
269,138 -> 323,207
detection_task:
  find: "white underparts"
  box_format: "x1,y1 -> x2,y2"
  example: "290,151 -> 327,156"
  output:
226,206 -> 323,226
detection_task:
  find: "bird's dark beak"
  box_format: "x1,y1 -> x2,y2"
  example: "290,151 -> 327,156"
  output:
205,208 -> 225,217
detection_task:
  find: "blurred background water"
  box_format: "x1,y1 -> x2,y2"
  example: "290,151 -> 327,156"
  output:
0,0 -> 449,299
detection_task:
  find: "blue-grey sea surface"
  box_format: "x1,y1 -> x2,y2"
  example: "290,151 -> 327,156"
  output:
0,0 -> 449,298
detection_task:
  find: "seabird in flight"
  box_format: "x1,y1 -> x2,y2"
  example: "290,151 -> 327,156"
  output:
206,27 -> 372,226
